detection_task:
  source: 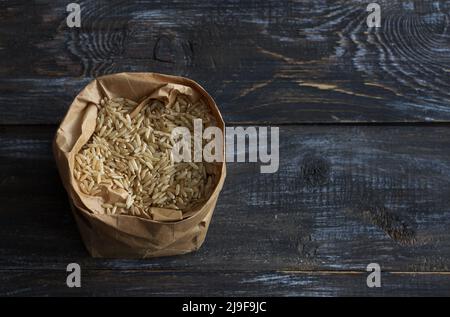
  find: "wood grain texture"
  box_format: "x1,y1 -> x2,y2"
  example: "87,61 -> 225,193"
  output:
1,0 -> 450,124
2,125 -> 450,272
2,270 -> 450,296
2,0 -> 450,297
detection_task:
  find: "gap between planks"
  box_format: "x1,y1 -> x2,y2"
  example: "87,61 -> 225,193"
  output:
0,268 -> 449,275
4,122 -> 450,128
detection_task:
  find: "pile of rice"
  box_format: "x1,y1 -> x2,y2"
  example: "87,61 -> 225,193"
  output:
73,95 -> 218,218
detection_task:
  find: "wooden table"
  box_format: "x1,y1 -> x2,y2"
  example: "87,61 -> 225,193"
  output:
1,0 -> 450,296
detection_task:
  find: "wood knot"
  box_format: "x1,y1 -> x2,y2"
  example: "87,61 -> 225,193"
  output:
153,36 -> 193,64
300,154 -> 330,186
355,191 -> 416,245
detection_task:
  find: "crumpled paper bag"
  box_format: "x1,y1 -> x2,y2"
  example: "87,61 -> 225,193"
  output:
53,72 -> 226,258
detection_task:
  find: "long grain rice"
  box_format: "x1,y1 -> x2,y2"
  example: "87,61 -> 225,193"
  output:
73,95 -> 218,219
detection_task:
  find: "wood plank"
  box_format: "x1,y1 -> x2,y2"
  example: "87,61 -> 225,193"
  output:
2,125 -> 450,271
1,0 -> 450,124
2,270 -> 450,296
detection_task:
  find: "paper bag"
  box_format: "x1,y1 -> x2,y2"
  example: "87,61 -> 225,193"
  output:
53,72 -> 226,258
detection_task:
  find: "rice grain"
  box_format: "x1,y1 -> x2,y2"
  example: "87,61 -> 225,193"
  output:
73,95 -> 218,219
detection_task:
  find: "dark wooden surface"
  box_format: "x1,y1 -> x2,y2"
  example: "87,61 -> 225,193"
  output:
1,0 -> 450,296
1,0 -> 450,124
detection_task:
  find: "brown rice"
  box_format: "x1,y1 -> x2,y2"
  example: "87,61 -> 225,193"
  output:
73,95 -> 218,219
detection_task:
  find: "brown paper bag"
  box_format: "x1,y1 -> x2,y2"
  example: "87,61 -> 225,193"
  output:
53,72 -> 226,258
